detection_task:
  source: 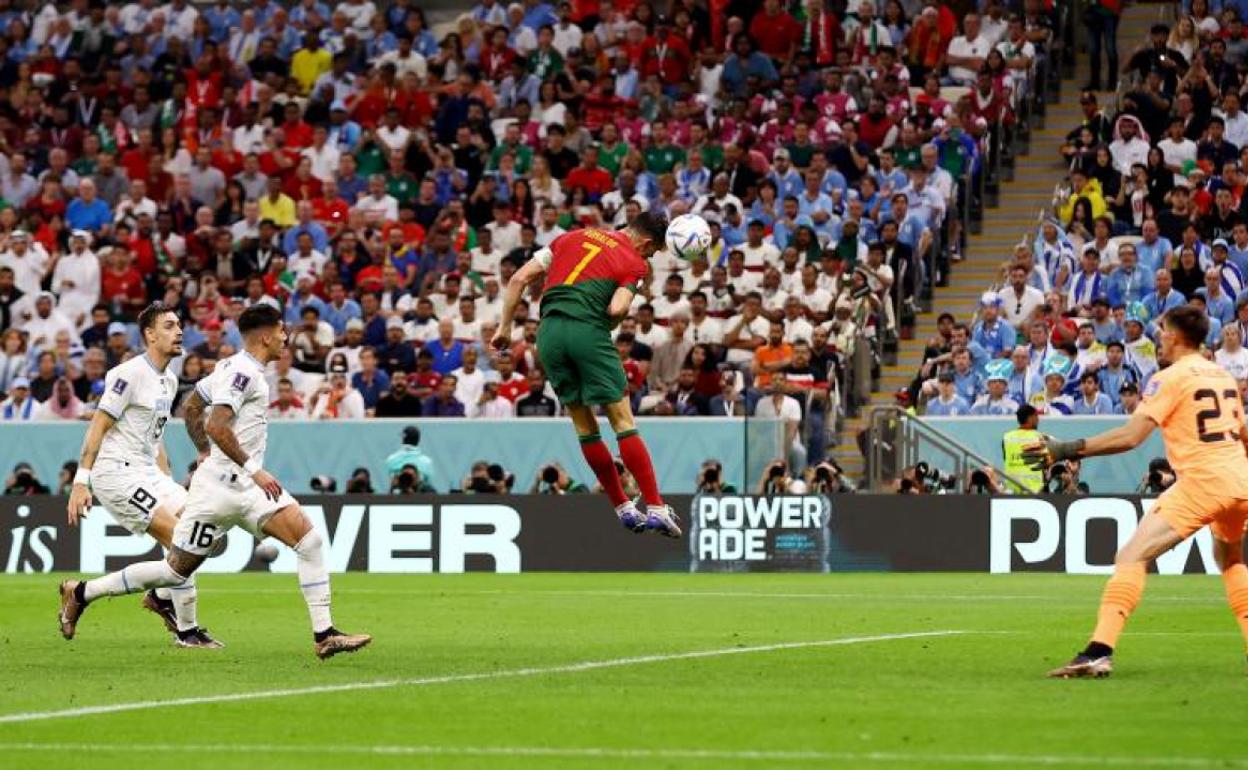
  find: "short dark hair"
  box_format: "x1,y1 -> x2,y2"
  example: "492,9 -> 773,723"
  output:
1162,305 -> 1210,347
628,211 -> 668,245
1016,404 -> 1038,425
138,301 -> 178,334
238,303 -> 283,335
1080,372 -> 1098,385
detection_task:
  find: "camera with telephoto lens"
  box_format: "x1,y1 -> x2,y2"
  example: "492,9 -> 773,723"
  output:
487,464 -> 505,482
914,461 -> 956,492
969,468 -> 991,494
395,465 -> 419,494
541,465 -> 560,485
1143,458 -> 1175,494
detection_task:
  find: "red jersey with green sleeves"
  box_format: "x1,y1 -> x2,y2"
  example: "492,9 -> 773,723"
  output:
539,229 -> 649,329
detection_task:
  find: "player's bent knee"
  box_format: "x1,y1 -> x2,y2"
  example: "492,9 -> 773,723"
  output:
207,532 -> 229,558
293,528 -> 323,558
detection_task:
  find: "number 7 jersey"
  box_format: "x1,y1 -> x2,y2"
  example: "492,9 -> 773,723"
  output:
96,353 -> 177,467
1137,352 -> 1248,493
535,229 -> 649,329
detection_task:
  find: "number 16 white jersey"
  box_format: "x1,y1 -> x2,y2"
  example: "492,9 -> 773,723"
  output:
194,350 -> 271,473
96,353 -> 177,467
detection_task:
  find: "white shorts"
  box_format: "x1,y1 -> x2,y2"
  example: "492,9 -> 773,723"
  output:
173,464 -> 297,556
91,463 -> 189,536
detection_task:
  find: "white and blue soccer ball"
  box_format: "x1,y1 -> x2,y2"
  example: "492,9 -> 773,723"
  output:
665,214 -> 712,261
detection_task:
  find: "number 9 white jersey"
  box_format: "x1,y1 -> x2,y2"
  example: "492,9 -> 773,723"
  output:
96,354 -> 177,466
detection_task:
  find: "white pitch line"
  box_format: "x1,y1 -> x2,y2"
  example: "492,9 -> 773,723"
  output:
0,630 -> 963,725
0,742 -> 1243,768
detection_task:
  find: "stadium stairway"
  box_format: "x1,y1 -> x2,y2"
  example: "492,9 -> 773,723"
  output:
830,7 -> 1158,483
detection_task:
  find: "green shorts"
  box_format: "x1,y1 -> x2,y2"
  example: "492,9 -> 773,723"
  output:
536,315 -> 627,406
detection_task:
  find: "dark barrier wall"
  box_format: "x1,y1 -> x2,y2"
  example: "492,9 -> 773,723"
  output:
0,495 -> 1231,575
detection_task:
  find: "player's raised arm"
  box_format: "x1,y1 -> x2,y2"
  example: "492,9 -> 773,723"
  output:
1022,411 -> 1158,468
493,248 -> 550,350
67,409 -> 117,525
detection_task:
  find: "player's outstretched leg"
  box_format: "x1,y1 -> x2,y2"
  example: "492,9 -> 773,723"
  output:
566,404 -> 644,533
604,400 -> 680,538
59,556 -> 191,640
1048,512 -> 1181,678
263,504 -> 371,660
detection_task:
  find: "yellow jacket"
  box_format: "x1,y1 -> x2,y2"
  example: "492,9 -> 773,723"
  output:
1057,177 -> 1108,224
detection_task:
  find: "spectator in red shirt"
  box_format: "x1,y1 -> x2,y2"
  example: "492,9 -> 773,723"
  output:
643,17 -> 692,87
748,0 -> 802,64
564,146 -> 613,202
493,350 -> 530,402
100,245 -> 146,318
312,179 -> 351,236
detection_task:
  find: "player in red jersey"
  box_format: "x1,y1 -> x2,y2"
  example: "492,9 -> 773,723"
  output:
492,213 -> 681,537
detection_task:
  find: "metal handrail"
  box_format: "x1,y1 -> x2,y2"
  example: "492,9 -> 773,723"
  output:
864,405 -> 1032,493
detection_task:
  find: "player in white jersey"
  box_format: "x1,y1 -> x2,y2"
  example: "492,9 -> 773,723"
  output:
59,305 -> 372,659
65,301 -> 223,648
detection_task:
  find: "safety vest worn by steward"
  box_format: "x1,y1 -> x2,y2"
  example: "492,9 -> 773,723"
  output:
1001,428 -> 1045,493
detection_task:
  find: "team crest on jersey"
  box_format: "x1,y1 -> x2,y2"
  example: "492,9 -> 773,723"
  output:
231,373 -> 251,392
1144,379 -> 1160,398
111,378 -> 128,395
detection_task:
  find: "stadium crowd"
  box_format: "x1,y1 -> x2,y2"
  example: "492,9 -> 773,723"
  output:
0,0 -> 1054,478
912,5 -> 1248,424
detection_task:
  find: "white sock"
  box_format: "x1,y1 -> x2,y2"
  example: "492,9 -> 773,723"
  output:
168,573 -> 199,632
614,501 -> 638,515
294,530 -> 333,634
154,587 -> 172,601
84,560 -> 185,602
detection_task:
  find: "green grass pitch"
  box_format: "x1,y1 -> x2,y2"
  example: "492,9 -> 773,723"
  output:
1,572 -> 1246,770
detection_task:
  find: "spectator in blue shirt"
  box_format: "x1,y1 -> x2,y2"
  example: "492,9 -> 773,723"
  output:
970,373 -> 1021,416
1070,372 -> 1115,415
281,201 -> 330,254
950,348 -> 983,403
1198,268 -> 1237,325
66,179 -> 113,235
322,284 -> 362,337
721,34 -> 779,98
352,347 -> 391,411
951,322 -> 991,372
284,277 -> 329,325
1090,298 -> 1125,344
1135,219 -> 1173,272
1105,244 -> 1153,307
1097,342 -> 1136,410
422,374 -> 466,416
1141,268 -> 1186,321
1188,294 -> 1225,346
425,318 -> 465,375
924,371 -> 971,416
971,293 -> 1017,359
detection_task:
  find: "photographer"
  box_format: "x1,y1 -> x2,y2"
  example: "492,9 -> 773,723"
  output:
757,459 -> 808,496
807,460 -> 854,495
1137,458 -> 1176,494
346,468 -> 375,494
462,461 -> 514,494
384,425 -> 439,492
695,459 -> 738,494
966,466 -> 1006,495
898,461 -> 959,494
5,462 -> 49,495
1046,459 -> 1089,494
529,463 -> 587,494
391,463 -> 436,495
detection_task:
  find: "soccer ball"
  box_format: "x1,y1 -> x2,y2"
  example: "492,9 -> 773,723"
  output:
665,214 -> 712,260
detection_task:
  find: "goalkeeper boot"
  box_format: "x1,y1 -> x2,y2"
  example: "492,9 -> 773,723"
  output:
1047,653 -> 1113,679
645,504 -> 683,539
